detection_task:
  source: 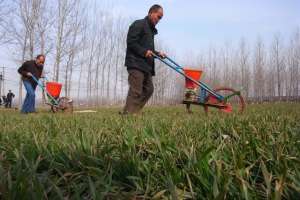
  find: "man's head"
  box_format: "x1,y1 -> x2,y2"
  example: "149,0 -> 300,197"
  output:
148,4 -> 163,26
9,90 -> 11,93
35,54 -> 45,67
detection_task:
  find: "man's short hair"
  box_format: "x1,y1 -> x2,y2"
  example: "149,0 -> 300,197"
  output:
148,4 -> 162,14
36,54 -> 45,60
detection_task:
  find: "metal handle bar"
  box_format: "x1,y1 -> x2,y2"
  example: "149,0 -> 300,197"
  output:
153,54 -> 224,100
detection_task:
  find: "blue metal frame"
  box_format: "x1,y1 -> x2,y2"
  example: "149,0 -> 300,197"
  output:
31,75 -> 59,105
154,55 -> 224,102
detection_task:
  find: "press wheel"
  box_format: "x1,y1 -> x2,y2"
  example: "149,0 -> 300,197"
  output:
204,87 -> 245,114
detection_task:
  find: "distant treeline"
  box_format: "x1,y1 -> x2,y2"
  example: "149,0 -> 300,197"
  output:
246,96 -> 300,103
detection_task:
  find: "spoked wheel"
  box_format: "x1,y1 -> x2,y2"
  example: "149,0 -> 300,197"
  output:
51,97 -> 73,113
204,87 -> 245,114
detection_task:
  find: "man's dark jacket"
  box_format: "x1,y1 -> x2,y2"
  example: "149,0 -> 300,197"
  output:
125,16 -> 158,76
18,60 -> 43,87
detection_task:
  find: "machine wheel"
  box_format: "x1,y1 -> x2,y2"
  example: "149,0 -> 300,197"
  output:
204,87 -> 245,114
51,97 -> 73,113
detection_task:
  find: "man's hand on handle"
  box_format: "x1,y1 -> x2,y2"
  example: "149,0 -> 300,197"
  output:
145,50 -> 154,58
145,50 -> 166,58
157,51 -> 166,58
26,72 -> 33,77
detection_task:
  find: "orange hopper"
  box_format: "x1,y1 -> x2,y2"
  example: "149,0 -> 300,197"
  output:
46,82 -> 62,98
183,69 -> 202,89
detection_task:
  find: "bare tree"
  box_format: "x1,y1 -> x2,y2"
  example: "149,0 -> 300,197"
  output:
105,18 -> 115,103
63,0 -> 86,97
93,13 -> 107,105
253,37 -> 266,100
35,0 -> 54,55
286,28 -> 300,96
237,38 -> 251,98
0,0 -> 9,45
207,45 -> 219,88
113,16 -> 127,104
270,33 -> 285,97
220,41 -> 232,87
7,0 -> 48,107
76,34 -> 88,104
53,0 -> 78,82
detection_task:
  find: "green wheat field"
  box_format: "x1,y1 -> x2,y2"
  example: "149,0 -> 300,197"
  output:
0,103 -> 299,199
